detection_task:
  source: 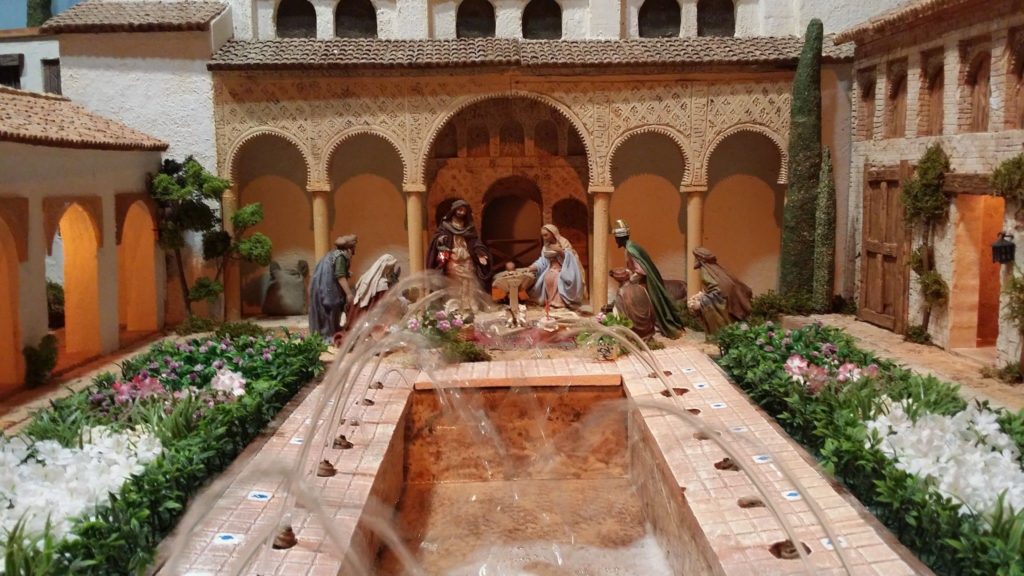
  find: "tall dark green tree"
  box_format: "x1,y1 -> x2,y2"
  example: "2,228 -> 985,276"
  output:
811,146 -> 835,312
149,157 -> 272,317
779,19 -> 823,299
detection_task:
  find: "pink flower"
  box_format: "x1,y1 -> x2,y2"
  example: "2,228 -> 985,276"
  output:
437,320 -> 452,331
452,318 -> 464,328
434,310 -> 448,320
805,365 -> 829,395
407,318 -> 421,331
784,354 -> 809,382
836,362 -> 863,383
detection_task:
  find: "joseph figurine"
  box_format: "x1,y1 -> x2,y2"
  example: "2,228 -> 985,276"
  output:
308,235 -> 357,340
612,220 -> 684,339
426,200 -> 492,312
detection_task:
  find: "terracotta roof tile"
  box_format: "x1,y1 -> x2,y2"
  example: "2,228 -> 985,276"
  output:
0,86 -> 168,151
41,0 -> 226,34
208,35 -> 852,71
834,0 -> 973,44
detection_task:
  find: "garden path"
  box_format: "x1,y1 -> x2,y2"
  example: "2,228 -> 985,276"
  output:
784,314 -> 1024,413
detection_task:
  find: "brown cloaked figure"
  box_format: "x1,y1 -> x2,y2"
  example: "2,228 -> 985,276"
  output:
688,247 -> 753,335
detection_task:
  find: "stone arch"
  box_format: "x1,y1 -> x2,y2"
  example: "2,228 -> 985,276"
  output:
118,201 -> 159,333
418,90 -> 595,185
276,0 -> 317,38
225,127 -> 312,186
704,129 -> 785,295
456,0 -> 496,38
335,0 -> 378,38
697,0 -> 734,37
327,130 -> 408,279
322,127 -> 410,186
522,0 -> 561,39
0,213 -> 21,391
638,0 -> 680,38
606,125 -> 693,186
700,124 -> 788,184
57,203 -> 101,356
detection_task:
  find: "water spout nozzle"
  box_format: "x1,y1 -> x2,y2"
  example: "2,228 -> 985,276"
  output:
316,459 -> 337,477
272,526 -> 298,549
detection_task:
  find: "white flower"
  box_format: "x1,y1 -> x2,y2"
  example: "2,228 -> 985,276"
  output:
210,369 -> 247,397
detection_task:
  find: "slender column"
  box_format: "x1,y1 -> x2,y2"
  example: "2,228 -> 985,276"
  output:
589,186 -> 613,311
311,187 -> 330,262
405,184 -> 426,275
222,188 -> 241,322
683,185 -> 707,298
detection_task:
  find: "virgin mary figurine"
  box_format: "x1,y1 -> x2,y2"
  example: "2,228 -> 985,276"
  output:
527,224 -> 586,310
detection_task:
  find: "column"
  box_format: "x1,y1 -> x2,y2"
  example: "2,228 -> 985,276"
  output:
589,186 -> 613,311
311,186 -> 330,262
405,184 -> 426,275
222,188 -> 241,322
99,195 -> 119,353
683,185 -> 706,299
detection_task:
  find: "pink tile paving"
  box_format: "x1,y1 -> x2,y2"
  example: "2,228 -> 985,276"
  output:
163,346 -> 932,576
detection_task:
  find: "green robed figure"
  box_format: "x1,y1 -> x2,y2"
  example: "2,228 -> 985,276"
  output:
612,219 -> 685,339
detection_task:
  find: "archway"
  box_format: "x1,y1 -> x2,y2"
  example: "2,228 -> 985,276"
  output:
118,201 -> 158,335
235,133 -> 311,316
277,0 -> 316,38
329,133 -> 407,281
609,131 -> 687,282
57,203 -> 101,357
704,131 -> 784,295
0,215 -> 20,392
638,0 -> 680,38
456,0 -> 495,38
482,176 -> 544,269
336,0 -> 377,38
522,0 -> 561,39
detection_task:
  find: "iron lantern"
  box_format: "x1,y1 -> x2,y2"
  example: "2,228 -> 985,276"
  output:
992,232 -> 1016,264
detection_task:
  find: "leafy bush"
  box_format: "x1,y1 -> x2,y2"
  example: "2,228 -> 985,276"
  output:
716,321 -> 1024,575
575,312 -> 635,354
46,281 -> 65,329
917,270 -> 949,306
214,321 -> 268,340
904,324 -> 933,344
23,334 -> 58,388
992,153 -> 1024,204
406,307 -> 489,363
441,340 -> 492,363
746,290 -> 813,325
173,315 -> 218,336
981,362 -> 1024,384
6,331 -> 327,573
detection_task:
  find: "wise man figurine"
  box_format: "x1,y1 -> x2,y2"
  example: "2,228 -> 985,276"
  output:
612,219 -> 684,340
426,200 -> 492,314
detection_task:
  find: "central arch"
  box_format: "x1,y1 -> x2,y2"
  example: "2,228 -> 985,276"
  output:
57,203 -> 101,357
482,176 -> 544,269
119,201 -> 159,334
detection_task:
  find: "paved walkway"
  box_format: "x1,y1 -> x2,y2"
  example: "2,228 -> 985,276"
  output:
785,314 -> 1024,413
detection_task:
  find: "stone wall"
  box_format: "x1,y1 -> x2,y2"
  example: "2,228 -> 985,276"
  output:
846,3 -> 1024,363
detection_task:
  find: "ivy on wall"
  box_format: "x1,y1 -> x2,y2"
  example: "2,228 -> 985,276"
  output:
27,0 -> 51,27
811,147 -> 835,313
779,19 -> 823,300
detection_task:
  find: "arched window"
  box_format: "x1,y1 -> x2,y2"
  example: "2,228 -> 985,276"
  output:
857,74 -> 876,141
1009,43 -> 1024,130
276,0 -> 316,38
499,121 -> 524,156
919,64 -> 944,136
638,0 -> 680,38
1014,59 -> 1024,129
467,123 -> 490,157
456,0 -> 496,38
697,0 -> 734,37
336,0 -> 377,38
522,0 -> 561,40
967,52 -> 991,132
885,72 -> 907,138
534,120 -> 559,156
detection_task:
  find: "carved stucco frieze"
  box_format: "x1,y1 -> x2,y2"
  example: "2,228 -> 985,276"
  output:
213,72 -> 794,192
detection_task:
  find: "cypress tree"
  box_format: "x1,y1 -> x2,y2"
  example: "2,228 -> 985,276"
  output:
779,19 -> 823,299
811,147 -> 835,312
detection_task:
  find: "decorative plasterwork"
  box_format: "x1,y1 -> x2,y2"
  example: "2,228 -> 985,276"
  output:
43,196 -> 104,254
213,72 -> 794,189
114,193 -> 154,246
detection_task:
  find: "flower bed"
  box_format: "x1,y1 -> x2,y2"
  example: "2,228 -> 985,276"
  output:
716,321 -> 1024,576
1,331 -> 326,574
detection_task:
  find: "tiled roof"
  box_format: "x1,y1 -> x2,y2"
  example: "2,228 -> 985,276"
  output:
0,86 -> 168,152
41,0 -> 226,34
834,0 -> 972,44
208,35 -> 853,71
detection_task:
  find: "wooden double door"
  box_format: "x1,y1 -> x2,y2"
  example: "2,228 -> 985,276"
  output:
858,163 -> 911,333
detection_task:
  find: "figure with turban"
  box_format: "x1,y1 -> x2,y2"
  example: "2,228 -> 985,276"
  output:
612,220 -> 684,339
347,254 -> 401,330
308,235 -> 357,340
688,247 -> 753,335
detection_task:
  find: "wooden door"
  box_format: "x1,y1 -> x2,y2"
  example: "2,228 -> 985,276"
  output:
858,163 -> 910,333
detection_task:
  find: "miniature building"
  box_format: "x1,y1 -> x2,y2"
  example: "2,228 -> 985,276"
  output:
0,86 -> 167,396
837,0 -> 1024,362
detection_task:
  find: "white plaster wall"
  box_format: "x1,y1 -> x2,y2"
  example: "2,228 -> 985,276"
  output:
430,0 -> 458,38
733,0 -> 760,37
59,31 -> 219,172
560,0 -> 588,39
494,0 -> 523,37
228,0 -> 256,39
797,0 -> 905,36
0,35 -> 60,93
586,0 -> 620,38
0,143 -> 165,354
395,0 -> 430,38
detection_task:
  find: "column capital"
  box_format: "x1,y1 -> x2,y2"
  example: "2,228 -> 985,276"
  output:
404,183 -> 427,194
588,185 -> 615,195
308,184 -> 331,194
680,185 -> 708,194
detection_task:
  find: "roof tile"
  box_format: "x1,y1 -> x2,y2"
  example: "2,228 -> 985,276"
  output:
0,86 -> 168,152
42,0 -> 226,34
834,0 -> 972,44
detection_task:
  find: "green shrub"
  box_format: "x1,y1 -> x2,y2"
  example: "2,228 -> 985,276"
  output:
214,321 -> 268,340
746,290 -> 813,325
173,315 -> 219,336
23,334 -> 58,388
441,340 -> 491,363
812,147 -> 836,313
904,324 -> 933,344
903,143 -> 952,226
46,280 -> 65,329
830,294 -> 857,315
992,153 -> 1024,203
917,270 -> 949,306
980,362 -> 1024,384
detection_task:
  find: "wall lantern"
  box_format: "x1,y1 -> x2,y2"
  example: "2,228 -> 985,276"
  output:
992,232 -> 1016,264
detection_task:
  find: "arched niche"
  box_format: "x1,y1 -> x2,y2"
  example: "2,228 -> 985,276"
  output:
482,176 -> 544,268
336,0 -> 377,38
329,133 -> 408,280
704,130 -> 784,295
0,214 -> 21,391
456,0 -> 495,38
638,0 -> 680,38
697,0 -> 734,37
118,201 -> 159,333
277,0 -> 317,38
235,133 -> 312,316
523,0 -> 561,40
609,131 -> 687,281
58,203 -> 101,357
